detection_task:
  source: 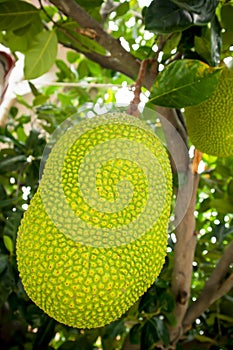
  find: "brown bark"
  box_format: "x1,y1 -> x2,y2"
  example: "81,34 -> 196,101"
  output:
155,107 -> 199,347
49,0 -> 156,89
183,241 -> 233,331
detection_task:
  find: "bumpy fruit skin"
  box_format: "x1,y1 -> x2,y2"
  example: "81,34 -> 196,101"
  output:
16,113 -> 172,329
185,68 -> 233,157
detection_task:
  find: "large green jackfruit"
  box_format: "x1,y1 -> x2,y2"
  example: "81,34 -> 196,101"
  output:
185,67 -> 233,157
16,113 -> 172,329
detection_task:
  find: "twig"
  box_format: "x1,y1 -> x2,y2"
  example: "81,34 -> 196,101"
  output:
150,33 -> 173,75
191,149 -> 203,174
183,240 -> 233,331
127,59 -> 150,117
16,81 -> 124,88
49,0 -> 147,86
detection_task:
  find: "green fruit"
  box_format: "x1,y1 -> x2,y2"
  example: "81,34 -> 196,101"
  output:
185,68 -> 233,157
16,113 -> 172,329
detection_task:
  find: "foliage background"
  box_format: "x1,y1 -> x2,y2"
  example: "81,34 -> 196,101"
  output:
0,0 -> 233,349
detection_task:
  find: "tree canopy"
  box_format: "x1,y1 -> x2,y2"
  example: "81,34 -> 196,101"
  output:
0,1 -> 233,349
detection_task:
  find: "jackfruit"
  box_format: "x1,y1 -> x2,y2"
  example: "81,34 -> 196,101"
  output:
16,113 -> 172,329
185,67 -> 233,157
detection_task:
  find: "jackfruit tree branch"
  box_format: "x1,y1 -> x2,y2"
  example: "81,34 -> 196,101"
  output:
127,59 -> 150,117
48,0 -> 155,89
169,171 -> 199,345
149,107 -> 199,347
183,240 -> 233,330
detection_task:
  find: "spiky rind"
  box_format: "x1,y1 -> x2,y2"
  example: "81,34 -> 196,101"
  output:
16,113 -> 172,329
185,68 -> 233,157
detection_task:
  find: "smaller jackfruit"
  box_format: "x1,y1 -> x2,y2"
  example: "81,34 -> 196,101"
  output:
16,113 -> 172,329
185,67 -> 233,157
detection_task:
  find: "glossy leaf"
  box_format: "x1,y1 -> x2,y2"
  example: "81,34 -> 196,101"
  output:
141,318 -> 161,349
153,318 -> 170,346
210,16 -> 222,66
145,0 -> 193,33
162,32 -> 182,54
75,0 -> 103,10
3,235 -> 14,254
0,155 -> 26,173
66,51 -> 80,63
115,2 -> 130,17
0,1 -> 39,30
3,211 -> 23,243
0,255 -> 8,275
32,318 -> 56,350
149,60 -> 222,108
0,263 -> 14,307
145,0 -> 217,33
172,0 -> 218,24
129,324 -> 141,344
24,30 -> 58,79
227,179 -> 233,197
0,19 -> 43,53
210,198 -> 233,214
57,21 -> 106,55
221,4 -> 233,32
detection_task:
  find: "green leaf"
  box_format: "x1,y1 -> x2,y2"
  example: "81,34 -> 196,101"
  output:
28,82 -> 49,106
33,95 -> 50,106
0,262 -> 13,307
210,198 -> 233,214
3,211 -> 23,243
172,0 -> 218,24
210,16 -> 222,66
75,0 -> 103,10
0,198 -> 17,208
153,318 -> 170,346
56,59 -> 75,80
16,94 -> 33,109
28,82 -> 41,97
58,21 -> 106,55
149,60 -> 222,108
194,35 -> 211,63
0,1 -> 39,30
16,125 -> 27,143
78,60 -> 89,79
163,311 -> 177,326
222,30 -> 233,53
33,318 -> 56,350
160,291 -> 175,313
217,313 -> 233,324
194,334 -> 217,344
24,30 -> 58,79
145,0 -> 193,33
0,155 -> 26,173
66,51 -> 80,63
141,318 -> 160,349
129,324 -> 141,344
0,255 -> 8,275
76,32 -> 106,55
227,179 -> 233,197
221,4 -> 233,32
115,2 -> 130,17
3,235 -> 14,254
162,32 -> 182,55
145,0 -> 217,33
